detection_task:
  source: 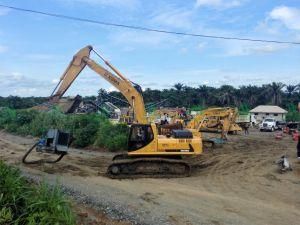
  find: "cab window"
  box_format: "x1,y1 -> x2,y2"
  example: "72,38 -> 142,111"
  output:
128,125 -> 154,151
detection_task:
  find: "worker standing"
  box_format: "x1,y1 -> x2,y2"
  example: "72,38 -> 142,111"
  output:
161,113 -> 167,125
166,114 -> 171,124
297,136 -> 300,159
244,123 -> 250,135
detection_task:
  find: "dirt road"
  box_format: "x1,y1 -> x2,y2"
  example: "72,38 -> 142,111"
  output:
1,130 -> 299,225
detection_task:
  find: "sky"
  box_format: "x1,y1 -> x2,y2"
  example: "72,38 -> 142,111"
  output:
0,0 -> 300,97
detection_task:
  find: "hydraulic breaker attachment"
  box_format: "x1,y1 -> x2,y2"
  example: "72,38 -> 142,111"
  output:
22,129 -> 72,164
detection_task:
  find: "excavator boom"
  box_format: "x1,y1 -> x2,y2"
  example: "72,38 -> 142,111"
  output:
50,46 -> 147,124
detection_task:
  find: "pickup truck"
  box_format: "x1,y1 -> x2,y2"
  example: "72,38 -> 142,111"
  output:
259,118 -> 277,132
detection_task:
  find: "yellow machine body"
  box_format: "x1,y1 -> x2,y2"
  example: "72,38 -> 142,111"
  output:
187,107 -> 242,136
128,124 -> 202,156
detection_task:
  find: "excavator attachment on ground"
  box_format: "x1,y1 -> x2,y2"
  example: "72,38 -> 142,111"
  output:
22,129 -> 71,164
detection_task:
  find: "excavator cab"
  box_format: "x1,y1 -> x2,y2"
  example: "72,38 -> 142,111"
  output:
128,124 -> 154,151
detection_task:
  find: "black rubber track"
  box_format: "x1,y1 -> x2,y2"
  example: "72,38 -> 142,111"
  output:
107,157 -> 191,179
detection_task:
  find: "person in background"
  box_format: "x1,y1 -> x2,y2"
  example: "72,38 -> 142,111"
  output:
297,135 -> 300,159
166,114 -> 171,124
244,123 -> 250,135
161,113 -> 167,125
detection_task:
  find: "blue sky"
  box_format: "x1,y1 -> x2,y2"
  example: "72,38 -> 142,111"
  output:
0,0 -> 300,97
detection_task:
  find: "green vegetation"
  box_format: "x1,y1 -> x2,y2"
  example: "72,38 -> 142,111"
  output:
0,108 -> 129,151
286,104 -> 300,122
0,161 -> 75,225
0,96 -> 46,109
2,82 -> 299,111
103,82 -> 299,112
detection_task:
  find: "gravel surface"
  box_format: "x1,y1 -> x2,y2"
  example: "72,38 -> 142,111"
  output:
21,171 -> 167,225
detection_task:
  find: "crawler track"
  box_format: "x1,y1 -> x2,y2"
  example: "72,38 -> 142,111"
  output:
107,157 -> 191,179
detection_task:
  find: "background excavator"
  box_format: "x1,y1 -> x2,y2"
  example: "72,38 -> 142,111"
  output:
25,45 -> 203,178
186,107 -> 242,140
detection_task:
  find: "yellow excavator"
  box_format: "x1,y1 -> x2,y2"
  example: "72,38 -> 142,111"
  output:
186,107 -> 242,140
43,45 -> 203,178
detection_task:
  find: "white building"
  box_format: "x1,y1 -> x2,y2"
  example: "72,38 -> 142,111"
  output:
249,105 -> 288,122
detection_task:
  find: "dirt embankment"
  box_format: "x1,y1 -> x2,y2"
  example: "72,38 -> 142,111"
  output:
1,129 -> 300,225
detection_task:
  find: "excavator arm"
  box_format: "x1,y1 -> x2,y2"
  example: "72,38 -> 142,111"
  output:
50,46 -> 147,124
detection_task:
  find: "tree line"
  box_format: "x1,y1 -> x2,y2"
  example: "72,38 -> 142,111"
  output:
104,82 -> 299,112
0,82 -> 299,112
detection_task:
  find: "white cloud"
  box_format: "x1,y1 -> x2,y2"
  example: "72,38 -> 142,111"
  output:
57,0 -> 139,10
11,72 -> 24,81
52,78 -> 60,84
151,8 -> 193,29
110,30 -> 179,46
0,8 -> 10,16
13,88 -> 37,96
255,20 -> 282,35
26,54 -> 55,60
195,0 -> 242,9
269,6 -> 300,30
197,42 -> 206,51
0,45 -> 8,53
0,72 -> 53,97
223,43 -> 288,56
108,86 -> 117,92
179,47 -> 188,54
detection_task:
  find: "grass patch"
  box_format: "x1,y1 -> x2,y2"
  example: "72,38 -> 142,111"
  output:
0,161 -> 76,225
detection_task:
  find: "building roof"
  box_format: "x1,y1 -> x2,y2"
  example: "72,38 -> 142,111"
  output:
250,105 -> 288,114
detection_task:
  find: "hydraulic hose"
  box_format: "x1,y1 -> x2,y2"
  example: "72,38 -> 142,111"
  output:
22,142 -> 66,164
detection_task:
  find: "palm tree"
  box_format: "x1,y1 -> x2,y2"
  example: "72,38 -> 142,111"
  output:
217,85 -> 237,106
265,82 -> 286,105
198,85 -> 217,107
285,85 -> 297,97
239,85 -> 260,107
173,83 -> 184,92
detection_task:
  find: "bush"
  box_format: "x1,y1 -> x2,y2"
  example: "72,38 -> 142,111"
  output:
286,111 -> 300,122
29,110 -> 68,136
95,121 -> 129,151
0,107 -> 16,129
15,110 -> 38,126
0,108 -> 129,151
0,161 -> 76,225
286,104 -> 300,122
72,116 -> 101,147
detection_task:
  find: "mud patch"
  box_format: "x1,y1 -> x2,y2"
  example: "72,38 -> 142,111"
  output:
262,173 -> 281,182
32,164 -> 90,177
140,192 -> 161,205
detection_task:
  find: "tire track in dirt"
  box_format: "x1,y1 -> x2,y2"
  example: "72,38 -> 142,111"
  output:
1,130 -> 300,225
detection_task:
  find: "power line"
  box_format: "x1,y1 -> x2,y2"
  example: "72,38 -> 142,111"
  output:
1,4 -> 300,45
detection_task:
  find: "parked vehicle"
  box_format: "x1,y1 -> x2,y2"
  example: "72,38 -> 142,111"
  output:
236,113 -> 257,126
276,121 -> 286,131
285,122 -> 300,134
259,118 -> 277,132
